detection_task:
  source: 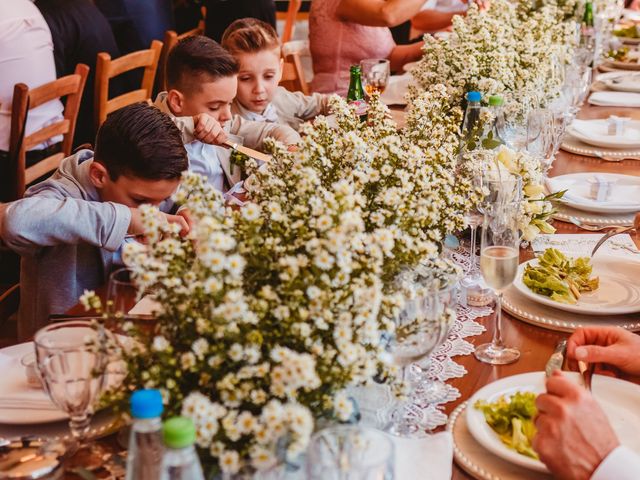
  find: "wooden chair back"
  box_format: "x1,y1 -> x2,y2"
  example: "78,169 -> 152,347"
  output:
158,6 -> 207,91
280,41 -> 309,95
0,284 -> 19,335
281,0 -> 303,44
7,63 -> 89,201
94,40 -> 163,128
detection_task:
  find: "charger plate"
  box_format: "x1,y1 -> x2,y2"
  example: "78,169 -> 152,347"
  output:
560,132 -> 640,158
502,284 -> 640,332
552,203 -> 636,227
448,402 -> 550,480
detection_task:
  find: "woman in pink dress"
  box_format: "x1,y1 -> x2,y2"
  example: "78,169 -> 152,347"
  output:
309,0 -> 427,95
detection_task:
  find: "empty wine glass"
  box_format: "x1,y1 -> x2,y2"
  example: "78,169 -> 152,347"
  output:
526,108 -> 554,173
498,93 -> 536,151
474,201 -> 522,365
360,59 -> 390,97
383,270 -> 455,436
306,426 -> 394,480
409,265 -> 459,408
34,320 -> 109,454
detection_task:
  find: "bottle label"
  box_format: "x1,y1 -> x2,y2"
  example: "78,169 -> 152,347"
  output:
349,99 -> 368,116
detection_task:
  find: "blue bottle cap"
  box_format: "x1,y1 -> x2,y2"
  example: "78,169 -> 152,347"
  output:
466,91 -> 482,102
130,389 -> 164,419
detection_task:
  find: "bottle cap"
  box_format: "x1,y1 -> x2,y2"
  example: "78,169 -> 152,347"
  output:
466,91 -> 482,102
163,417 -> 196,449
350,64 -> 362,74
488,95 -> 504,106
130,389 -> 164,419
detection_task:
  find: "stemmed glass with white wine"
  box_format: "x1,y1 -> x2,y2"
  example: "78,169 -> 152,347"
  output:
474,178 -> 523,365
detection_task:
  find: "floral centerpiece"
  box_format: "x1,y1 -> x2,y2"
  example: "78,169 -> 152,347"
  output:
86,95 -> 477,476
467,146 -> 562,241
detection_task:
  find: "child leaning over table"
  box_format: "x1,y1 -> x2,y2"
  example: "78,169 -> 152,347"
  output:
154,35 -> 300,194
221,18 -> 332,131
0,103 -> 190,340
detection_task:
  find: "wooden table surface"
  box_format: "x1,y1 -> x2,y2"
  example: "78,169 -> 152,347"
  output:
449,101 -> 640,479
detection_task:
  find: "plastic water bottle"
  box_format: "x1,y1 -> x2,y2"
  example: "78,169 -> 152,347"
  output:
161,416 -> 205,480
459,90 -> 484,156
125,389 -> 164,480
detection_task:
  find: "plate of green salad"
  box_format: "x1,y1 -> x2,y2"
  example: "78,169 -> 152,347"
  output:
466,372 -> 640,473
513,248 -> 640,315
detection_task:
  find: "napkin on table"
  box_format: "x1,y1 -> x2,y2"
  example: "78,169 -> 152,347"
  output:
588,91 -> 640,107
393,431 -> 453,480
571,119 -> 640,147
0,353 -> 57,410
546,176 -> 640,210
380,74 -> 412,106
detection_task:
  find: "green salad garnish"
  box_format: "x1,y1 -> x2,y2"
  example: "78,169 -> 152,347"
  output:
614,25 -> 640,39
522,248 -> 599,304
474,391 -> 539,460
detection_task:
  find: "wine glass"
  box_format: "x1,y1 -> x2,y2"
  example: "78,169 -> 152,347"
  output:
526,108 -> 554,173
409,266 -> 459,408
306,426 -> 394,479
383,271 -> 452,436
498,93 -> 536,151
360,59 -> 390,97
474,201 -> 522,365
34,320 -> 109,454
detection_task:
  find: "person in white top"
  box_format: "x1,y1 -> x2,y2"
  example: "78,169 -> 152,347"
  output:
0,0 -> 63,154
534,326 -> 640,479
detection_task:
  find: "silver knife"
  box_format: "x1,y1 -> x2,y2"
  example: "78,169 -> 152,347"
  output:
545,339 -> 567,378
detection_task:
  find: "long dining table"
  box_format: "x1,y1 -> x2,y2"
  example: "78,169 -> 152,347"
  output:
447,99 -> 640,479
57,99 -> 640,480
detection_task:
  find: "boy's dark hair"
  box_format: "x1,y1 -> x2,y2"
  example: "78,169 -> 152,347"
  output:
95,103 -> 188,181
166,35 -> 239,92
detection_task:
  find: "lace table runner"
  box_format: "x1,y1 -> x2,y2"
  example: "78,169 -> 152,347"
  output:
350,245 -> 489,432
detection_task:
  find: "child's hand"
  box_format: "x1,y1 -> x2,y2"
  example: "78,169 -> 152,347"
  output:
128,208 -> 190,238
193,113 -> 228,145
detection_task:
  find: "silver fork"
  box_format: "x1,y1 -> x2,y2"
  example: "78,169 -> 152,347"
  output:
568,216 -> 632,231
591,225 -> 637,257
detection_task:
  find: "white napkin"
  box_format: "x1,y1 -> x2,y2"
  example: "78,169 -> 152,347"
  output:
602,72 -> 640,92
589,91 -> 640,107
571,119 -> 640,147
380,74 -> 412,106
547,176 -> 640,209
128,295 -> 162,316
0,352 -> 56,409
393,431 -> 453,480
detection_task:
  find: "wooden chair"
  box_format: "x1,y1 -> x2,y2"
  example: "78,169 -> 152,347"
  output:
0,284 -> 19,340
157,6 -> 207,91
7,63 -> 89,201
280,41 -> 310,95
281,0 -> 303,44
94,40 -> 163,128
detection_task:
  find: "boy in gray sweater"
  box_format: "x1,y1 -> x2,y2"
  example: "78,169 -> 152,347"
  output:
0,103 -> 190,339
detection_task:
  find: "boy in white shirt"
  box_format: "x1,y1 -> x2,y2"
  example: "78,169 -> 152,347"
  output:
154,35 -> 300,192
221,18 -> 332,132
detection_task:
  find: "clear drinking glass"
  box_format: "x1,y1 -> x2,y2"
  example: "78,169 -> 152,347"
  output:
409,271 -> 459,408
474,202 -> 521,365
107,267 -> 140,319
383,270 -> 456,436
34,320 -> 109,452
306,426 -> 394,480
526,108 -> 554,173
498,93 -> 536,151
360,59 -> 391,97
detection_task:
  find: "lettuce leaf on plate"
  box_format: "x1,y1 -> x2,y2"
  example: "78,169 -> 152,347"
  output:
523,248 -> 599,304
474,391 -> 539,460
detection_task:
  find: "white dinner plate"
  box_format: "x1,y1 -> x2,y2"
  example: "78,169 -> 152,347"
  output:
402,61 -> 419,73
546,172 -> 640,214
0,342 -> 67,424
602,72 -> 640,92
466,372 -> 640,473
513,255 -> 640,316
568,119 -> 640,149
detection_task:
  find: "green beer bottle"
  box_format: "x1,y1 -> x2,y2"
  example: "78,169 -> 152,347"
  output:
581,1 -> 595,51
347,65 -> 367,121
